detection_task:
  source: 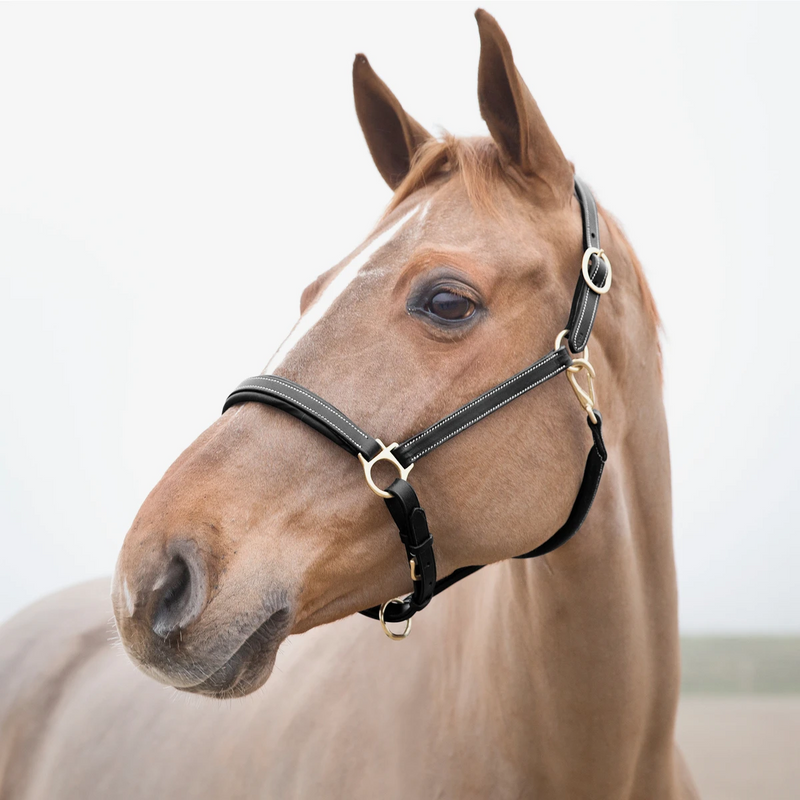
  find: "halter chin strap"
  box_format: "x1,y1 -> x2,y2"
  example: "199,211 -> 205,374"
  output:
223,176 -> 610,635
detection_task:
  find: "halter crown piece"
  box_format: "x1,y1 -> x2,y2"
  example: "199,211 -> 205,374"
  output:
223,176 -> 610,640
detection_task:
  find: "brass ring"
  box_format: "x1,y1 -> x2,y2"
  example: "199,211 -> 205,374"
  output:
358,439 -> 414,499
554,328 -> 570,351
379,599 -> 412,641
581,248 -> 612,294
554,330 -> 589,366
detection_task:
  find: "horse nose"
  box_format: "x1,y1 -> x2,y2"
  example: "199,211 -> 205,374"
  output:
150,549 -> 207,638
115,540 -> 209,640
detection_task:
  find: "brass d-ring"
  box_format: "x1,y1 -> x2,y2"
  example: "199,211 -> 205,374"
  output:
554,328 -> 570,351
358,439 -> 413,499
379,599 -> 412,641
581,247 -> 612,294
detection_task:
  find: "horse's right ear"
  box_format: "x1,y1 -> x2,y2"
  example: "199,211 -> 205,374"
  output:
475,9 -> 573,202
353,54 -> 431,190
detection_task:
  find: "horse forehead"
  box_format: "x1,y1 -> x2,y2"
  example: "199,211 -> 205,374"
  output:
415,182 -> 555,266
266,182 -> 548,374
265,198 -> 430,373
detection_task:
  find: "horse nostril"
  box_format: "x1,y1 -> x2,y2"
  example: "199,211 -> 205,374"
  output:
151,552 -> 206,639
161,558 -> 190,610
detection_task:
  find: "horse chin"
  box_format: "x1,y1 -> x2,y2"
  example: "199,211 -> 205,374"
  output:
177,607 -> 292,699
118,603 -> 294,700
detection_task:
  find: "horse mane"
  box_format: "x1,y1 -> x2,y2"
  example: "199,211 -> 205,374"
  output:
386,134 -> 507,216
600,209 -> 663,364
386,134 -> 662,353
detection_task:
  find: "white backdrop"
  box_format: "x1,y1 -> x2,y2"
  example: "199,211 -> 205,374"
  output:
0,2 -> 797,632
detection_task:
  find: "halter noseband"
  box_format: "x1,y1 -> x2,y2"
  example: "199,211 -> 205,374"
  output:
223,176 -> 610,640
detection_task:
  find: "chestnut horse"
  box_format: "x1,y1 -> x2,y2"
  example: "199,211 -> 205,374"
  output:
0,11 -> 698,799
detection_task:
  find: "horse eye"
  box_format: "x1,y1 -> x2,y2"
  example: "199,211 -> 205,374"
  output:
426,291 -> 475,321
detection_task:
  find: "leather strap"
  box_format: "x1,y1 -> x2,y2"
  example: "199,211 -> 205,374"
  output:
394,347 -> 572,466
359,414 -> 607,620
566,176 -> 609,353
223,349 -> 573,468
222,374 -> 382,460
516,413 -> 606,557
223,371 -> 605,624
359,478 -> 437,623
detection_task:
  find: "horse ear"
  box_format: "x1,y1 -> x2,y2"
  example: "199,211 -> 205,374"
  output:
475,10 -> 573,200
353,54 -> 432,190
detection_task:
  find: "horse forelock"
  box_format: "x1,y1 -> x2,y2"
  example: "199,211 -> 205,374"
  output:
386,134 -> 509,218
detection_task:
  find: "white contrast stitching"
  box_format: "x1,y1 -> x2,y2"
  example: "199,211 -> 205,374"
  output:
406,362 -> 569,462
585,285 -> 599,342
575,254 -> 601,347
234,383 -> 364,450
400,351 -> 562,450
251,376 -> 371,440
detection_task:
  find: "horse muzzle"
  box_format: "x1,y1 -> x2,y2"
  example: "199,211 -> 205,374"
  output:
111,536 -> 294,698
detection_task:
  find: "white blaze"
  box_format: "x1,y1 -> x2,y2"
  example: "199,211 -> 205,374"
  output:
264,203 -> 425,374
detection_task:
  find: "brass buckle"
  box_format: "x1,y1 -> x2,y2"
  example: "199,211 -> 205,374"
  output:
555,330 -> 599,424
358,439 -> 413,499
581,247 -> 612,294
379,599 -> 412,641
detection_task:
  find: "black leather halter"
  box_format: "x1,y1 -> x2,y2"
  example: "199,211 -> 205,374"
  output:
223,176 -> 611,638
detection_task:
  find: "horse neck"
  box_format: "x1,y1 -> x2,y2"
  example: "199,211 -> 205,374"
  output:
437,225 -> 680,786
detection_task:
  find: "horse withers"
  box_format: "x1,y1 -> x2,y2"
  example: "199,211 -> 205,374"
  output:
0,10 -> 698,799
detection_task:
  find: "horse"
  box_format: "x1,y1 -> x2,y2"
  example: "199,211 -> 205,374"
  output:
0,10 -> 699,799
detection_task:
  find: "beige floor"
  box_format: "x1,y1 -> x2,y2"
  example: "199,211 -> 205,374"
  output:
676,695 -> 800,799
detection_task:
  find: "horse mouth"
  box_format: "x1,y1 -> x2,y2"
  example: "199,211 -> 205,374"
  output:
180,606 -> 292,699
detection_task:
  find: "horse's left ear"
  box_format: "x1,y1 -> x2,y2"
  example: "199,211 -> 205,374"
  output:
475,10 -> 573,201
353,54 -> 432,190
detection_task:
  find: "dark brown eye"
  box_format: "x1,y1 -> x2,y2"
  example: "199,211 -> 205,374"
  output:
426,291 -> 475,321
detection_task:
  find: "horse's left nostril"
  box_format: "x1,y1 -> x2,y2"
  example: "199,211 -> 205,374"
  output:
151,550 -> 205,639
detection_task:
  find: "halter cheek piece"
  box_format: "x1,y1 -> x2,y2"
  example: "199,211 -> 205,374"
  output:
223,176 -> 610,640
